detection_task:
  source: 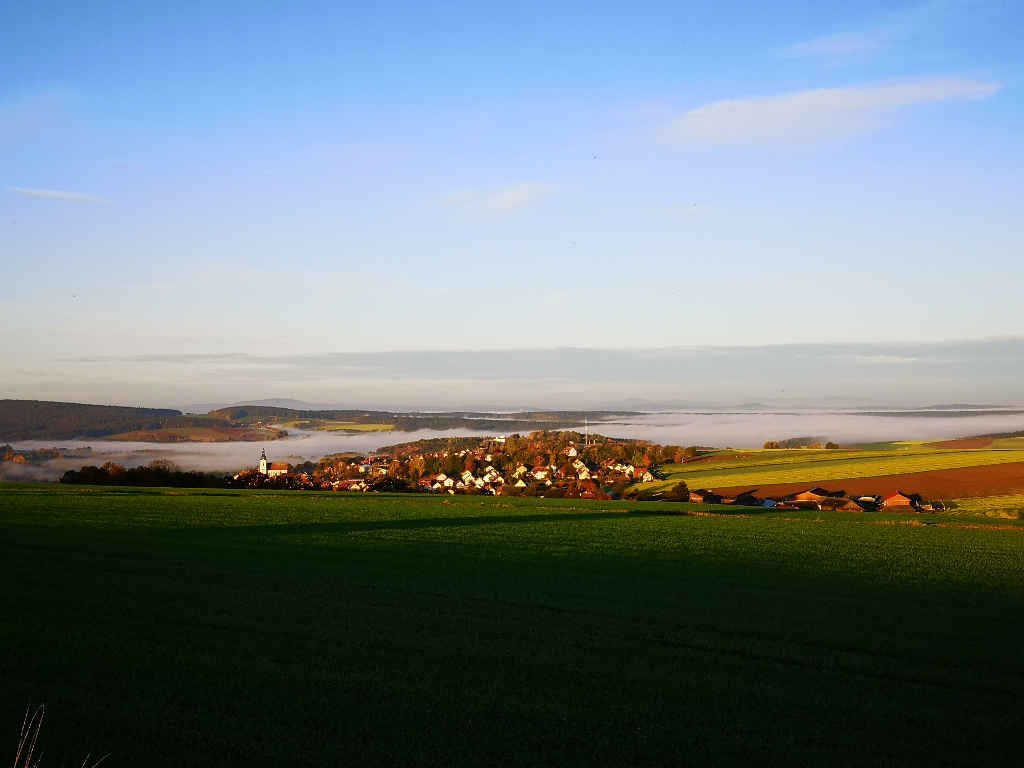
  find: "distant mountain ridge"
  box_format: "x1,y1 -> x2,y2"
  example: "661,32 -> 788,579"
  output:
0,399 -> 640,442
0,399 -> 182,441
210,404 -> 638,433
185,398 -> 327,413
0,400 -> 276,442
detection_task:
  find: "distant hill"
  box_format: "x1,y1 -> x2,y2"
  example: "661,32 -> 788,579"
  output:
0,400 -> 183,441
919,403 -> 1014,410
0,400 -> 280,442
186,398 -> 326,413
208,405 -> 397,425
1,399 -> 640,442
211,405 -> 638,432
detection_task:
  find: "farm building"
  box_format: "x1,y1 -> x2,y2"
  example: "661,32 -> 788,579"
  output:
689,490 -> 722,504
884,492 -> 926,511
854,495 -> 884,512
732,490 -> 761,506
787,499 -> 823,510
809,487 -> 846,498
787,488 -> 847,504
820,498 -> 864,513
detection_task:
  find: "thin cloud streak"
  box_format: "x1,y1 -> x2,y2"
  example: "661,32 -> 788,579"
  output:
444,182 -> 552,212
664,77 -> 1001,147
9,186 -> 107,203
783,32 -> 884,58
782,1 -> 950,59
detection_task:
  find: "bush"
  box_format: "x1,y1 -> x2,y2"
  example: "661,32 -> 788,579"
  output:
664,481 -> 690,501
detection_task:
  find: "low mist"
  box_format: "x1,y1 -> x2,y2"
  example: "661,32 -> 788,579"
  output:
8,410 -> 1024,482
4,426 -> 497,481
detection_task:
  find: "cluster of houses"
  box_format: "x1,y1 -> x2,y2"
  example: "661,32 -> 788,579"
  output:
687,487 -> 943,512
409,458 -> 655,495
329,441 -> 656,496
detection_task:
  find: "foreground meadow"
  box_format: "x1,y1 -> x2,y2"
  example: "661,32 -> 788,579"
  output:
1,484 -> 1023,767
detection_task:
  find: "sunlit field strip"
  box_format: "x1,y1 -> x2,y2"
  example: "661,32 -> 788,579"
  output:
992,437 -> 1024,449
949,495 -> 1024,519
662,448 -> 943,475
653,449 -> 1024,490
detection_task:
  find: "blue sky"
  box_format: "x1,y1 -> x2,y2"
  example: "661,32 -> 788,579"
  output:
2,1 -> 1022,406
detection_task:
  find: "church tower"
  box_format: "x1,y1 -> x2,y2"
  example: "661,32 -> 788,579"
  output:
258,448 -> 268,475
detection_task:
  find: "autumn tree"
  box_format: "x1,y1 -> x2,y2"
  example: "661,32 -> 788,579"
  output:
408,456 -> 427,480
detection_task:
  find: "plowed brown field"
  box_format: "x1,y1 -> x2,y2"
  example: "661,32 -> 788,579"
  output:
713,460 -> 1024,501
925,437 -> 994,449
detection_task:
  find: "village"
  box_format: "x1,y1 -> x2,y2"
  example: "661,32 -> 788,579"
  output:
233,432 -> 943,511
234,438 -> 658,498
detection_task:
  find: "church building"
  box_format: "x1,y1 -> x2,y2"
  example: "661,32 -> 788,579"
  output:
258,448 -> 289,478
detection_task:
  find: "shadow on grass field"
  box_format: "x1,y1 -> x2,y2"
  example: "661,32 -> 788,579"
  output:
158,507 -> 775,539
1,485 -> 1023,767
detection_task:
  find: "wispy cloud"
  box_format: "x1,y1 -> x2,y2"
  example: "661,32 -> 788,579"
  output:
10,186 -> 107,203
783,32 -> 885,58
444,182 -> 552,212
852,354 -> 925,365
782,1 -> 947,59
664,77 -> 1001,147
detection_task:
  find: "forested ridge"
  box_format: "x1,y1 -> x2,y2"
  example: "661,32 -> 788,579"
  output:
1,399 -> 638,441
0,400 -> 189,440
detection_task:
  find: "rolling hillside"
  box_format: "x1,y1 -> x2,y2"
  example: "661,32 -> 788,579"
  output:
0,400 -> 280,442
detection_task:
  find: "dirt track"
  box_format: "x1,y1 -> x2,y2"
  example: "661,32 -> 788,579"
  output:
713,461 -> 1024,501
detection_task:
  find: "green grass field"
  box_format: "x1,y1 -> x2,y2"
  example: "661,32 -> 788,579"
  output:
282,419 -> 395,432
2,484 -> 1023,767
948,494 -> 1024,518
651,447 -> 1024,490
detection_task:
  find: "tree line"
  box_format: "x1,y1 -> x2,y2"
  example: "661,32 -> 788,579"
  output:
60,461 -> 227,488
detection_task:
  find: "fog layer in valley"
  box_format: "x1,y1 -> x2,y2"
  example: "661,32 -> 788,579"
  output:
9,410 -> 1024,481
5,427 -> 497,480
599,411 -> 1024,448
